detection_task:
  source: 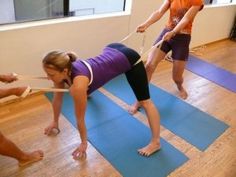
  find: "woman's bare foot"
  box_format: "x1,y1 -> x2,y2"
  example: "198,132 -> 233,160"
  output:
18,150 -> 44,167
128,102 -> 140,115
138,142 -> 161,157
179,88 -> 188,100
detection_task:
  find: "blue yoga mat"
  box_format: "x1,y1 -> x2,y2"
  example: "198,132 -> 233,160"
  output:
103,75 -> 229,151
46,92 -> 188,177
186,55 -> 236,92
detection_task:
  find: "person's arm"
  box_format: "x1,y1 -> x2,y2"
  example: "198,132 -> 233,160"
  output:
163,6 -> 202,41
137,0 -> 170,33
0,73 -> 17,83
70,75 -> 89,159
44,82 -> 64,135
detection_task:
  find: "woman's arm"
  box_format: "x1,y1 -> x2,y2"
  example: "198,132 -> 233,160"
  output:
44,82 -> 64,135
0,73 -> 17,83
163,6 -> 202,41
70,75 -> 90,159
137,0 -> 170,32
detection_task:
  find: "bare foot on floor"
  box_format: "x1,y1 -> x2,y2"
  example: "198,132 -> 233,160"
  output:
179,88 -> 188,100
138,143 -> 161,157
128,102 -> 140,115
18,150 -> 44,167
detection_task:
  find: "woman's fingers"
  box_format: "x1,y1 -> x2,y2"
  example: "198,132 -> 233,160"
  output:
72,144 -> 87,160
44,126 -> 60,136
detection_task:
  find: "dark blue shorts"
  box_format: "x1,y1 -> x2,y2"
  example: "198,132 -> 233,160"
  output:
154,28 -> 191,61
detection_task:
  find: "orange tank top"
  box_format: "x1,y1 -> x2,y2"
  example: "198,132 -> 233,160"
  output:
166,0 -> 204,34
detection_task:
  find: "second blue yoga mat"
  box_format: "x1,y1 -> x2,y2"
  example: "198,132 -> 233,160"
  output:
186,55 -> 236,92
103,75 -> 229,151
46,92 -> 188,177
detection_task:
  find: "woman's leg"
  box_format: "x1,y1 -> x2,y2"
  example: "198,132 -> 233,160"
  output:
125,62 -> 161,156
145,28 -> 171,81
138,99 -> 161,156
128,47 -> 166,114
145,47 -> 167,81
172,60 -> 188,99
170,33 -> 190,99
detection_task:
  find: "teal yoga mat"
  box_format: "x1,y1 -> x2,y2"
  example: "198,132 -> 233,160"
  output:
103,75 -> 229,151
46,91 -> 188,177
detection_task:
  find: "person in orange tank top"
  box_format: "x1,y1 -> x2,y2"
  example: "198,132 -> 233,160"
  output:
129,0 -> 204,114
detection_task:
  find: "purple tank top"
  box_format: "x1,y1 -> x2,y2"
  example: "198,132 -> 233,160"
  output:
71,47 -> 131,94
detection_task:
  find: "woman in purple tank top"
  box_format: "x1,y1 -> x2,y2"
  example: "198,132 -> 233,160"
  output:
42,43 -> 161,159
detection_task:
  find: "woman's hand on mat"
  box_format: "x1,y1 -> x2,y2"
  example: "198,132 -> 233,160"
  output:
72,142 -> 87,160
44,121 -> 60,136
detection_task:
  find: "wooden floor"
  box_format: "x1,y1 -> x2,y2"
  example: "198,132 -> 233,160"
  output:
0,39 -> 236,177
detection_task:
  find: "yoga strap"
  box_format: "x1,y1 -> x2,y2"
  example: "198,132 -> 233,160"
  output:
80,60 -> 94,86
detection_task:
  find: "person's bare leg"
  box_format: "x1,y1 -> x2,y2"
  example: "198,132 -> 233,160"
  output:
128,48 -> 166,114
172,60 -> 188,99
0,132 -> 43,167
137,100 -> 161,156
0,86 -> 28,99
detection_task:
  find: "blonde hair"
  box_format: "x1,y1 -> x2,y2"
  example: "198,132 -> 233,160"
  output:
43,51 -> 78,72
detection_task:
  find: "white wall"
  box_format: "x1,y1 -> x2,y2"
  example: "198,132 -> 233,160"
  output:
0,14 -> 130,88
0,1 -> 235,88
191,5 -> 236,47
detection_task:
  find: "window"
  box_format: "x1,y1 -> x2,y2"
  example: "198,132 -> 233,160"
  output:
204,0 -> 235,5
0,0 -> 126,25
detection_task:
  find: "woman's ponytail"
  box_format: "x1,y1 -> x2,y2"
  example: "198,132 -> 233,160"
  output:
67,52 -> 78,62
